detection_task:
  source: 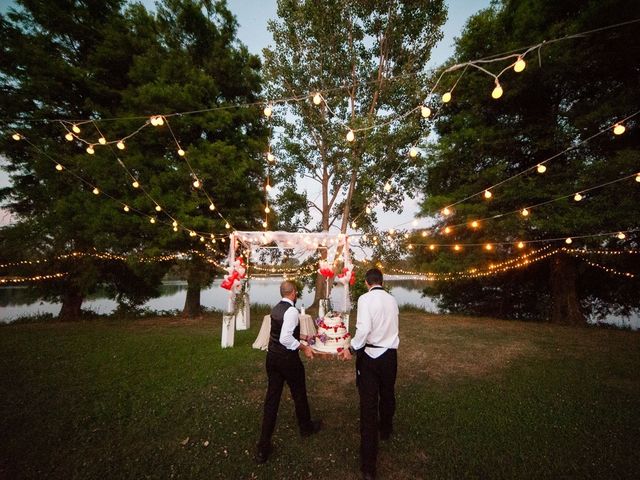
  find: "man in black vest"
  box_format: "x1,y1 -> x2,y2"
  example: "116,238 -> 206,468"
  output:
338,268 -> 399,480
255,280 -> 321,463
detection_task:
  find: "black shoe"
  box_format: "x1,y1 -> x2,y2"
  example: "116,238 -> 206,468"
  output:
300,419 -> 322,437
254,445 -> 271,464
362,471 -> 376,480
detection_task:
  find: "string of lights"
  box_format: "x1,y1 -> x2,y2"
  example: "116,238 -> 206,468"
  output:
0,272 -> 67,284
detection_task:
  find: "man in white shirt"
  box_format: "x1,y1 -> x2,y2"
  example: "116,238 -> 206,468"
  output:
339,268 -> 399,480
255,281 -> 321,464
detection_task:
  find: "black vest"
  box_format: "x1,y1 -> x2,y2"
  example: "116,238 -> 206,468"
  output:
268,300 -> 300,356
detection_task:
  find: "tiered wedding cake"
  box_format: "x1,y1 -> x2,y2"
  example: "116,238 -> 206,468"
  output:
311,311 -> 351,354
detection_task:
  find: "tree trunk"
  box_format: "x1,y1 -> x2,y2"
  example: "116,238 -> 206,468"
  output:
58,290 -> 84,321
549,252 -> 585,325
182,264 -> 202,317
311,248 -> 329,309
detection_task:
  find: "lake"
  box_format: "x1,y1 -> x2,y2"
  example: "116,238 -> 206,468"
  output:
1,276 -> 637,329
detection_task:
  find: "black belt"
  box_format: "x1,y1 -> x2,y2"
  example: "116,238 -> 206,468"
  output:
365,343 -> 396,349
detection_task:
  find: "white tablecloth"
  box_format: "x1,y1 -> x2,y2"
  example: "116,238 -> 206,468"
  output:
252,313 -> 317,350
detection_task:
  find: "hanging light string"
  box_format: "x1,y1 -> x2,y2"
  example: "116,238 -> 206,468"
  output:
0,272 -> 68,284
60,119 -> 150,151
578,257 -> 635,278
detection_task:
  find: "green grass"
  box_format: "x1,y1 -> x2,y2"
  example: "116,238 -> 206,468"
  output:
1,311 -> 639,479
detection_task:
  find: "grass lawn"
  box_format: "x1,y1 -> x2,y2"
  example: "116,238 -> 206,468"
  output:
1,308 -> 639,479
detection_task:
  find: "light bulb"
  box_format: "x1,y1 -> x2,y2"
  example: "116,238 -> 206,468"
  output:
537,164 -> 547,173
409,147 -> 418,158
155,205 -> 162,212
313,93 -> 322,105
442,207 -> 451,216
178,148 -> 185,156
514,57 -> 526,73
193,179 -> 200,188
412,219 -> 418,227
200,236 -> 205,242
86,145 -> 95,155
442,92 -> 452,103
422,231 -> 428,237
132,181 -> 139,188
262,221 -> 268,228
150,116 -> 158,126
265,184 -> 272,192
72,124 -> 81,134
565,237 -> 572,244
366,206 -> 371,214
209,203 -> 215,211
491,83 -> 503,99
421,106 -> 431,118
189,230 -> 196,237
521,208 -> 529,217
65,133 -> 73,141
92,187 -> 99,195
116,141 -> 125,150
408,245 -> 413,250
263,105 -> 272,117
225,222 -> 230,229
617,232 -> 626,240
444,226 -> 452,234
471,221 -> 479,228
613,124 -> 625,135
517,241 -> 524,249
485,243 -> 493,251
156,116 -> 164,126
429,244 -> 435,250
150,217 -> 156,224
173,227 -> 178,232
265,206 -> 270,213
389,228 -> 395,235
267,152 -> 275,162
12,133 -> 21,141
636,173 -> 640,183
123,205 -> 130,212
574,193 -> 583,202
384,182 -> 391,192
172,220 -> 178,227
98,137 -> 106,145
351,221 -> 356,229
346,130 -> 355,142
454,244 -> 461,251
484,190 -> 492,199
55,164 -> 63,171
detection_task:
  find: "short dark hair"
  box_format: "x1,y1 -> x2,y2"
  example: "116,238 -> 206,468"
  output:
365,268 -> 383,286
280,281 -> 296,297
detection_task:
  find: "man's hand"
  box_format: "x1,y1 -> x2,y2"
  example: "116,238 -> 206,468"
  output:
300,343 -> 314,359
337,348 -> 352,361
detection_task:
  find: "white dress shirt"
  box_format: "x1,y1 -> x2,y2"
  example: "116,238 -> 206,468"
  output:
351,286 -> 399,358
278,298 -> 301,350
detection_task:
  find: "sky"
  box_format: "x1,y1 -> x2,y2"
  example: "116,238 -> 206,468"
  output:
0,0 -> 492,228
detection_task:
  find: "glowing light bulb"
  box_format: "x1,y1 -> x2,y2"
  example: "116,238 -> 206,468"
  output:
209,203 -> 215,211
265,183 -> 272,192
86,145 -> 95,155
263,105 -> 272,117
262,221 -> 268,229
421,106 -> 431,118
537,164 -> 547,173
422,231 -> 428,237
65,133 -> 73,141
132,181 -> 139,188
384,182 -> 391,192
178,148 -> 185,156
155,205 -> 162,212
453,244 -> 461,251
517,241 -> 525,249
408,245 -> 413,250
265,206 -> 270,213
442,207 -> 451,216
388,228 -> 395,235
150,116 -> 158,126
313,93 -> 322,105
484,190 -> 492,199
225,222 -> 230,229
346,130 -> 355,142
193,179 -> 200,188
156,116 -> 164,126
565,237 -> 572,244
116,141 -> 125,150
574,193 -> 583,202
189,230 -> 196,237
613,124 -> 625,135
365,206 -> 371,214
267,152 -> 275,162
12,133 -> 21,141
617,232 -> 626,240
351,221 -> 356,229
471,220 -> 479,228
172,220 -> 178,227
514,57 -> 526,73
200,236 -> 205,242
150,217 -> 156,224
72,124 -> 81,134
444,226 -> 452,234
98,137 -> 106,145
92,187 -> 99,195
409,147 -> 418,158
429,244 -> 435,250
491,83 -> 503,99
173,227 -> 178,232
55,164 -> 63,171
521,208 -> 529,217
485,243 -> 493,251
442,92 -> 452,103
636,173 -> 640,183
123,205 -> 130,212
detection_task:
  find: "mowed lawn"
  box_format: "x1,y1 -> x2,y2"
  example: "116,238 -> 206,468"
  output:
1,309 -> 639,479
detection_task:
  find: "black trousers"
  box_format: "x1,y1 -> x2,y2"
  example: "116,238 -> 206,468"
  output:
356,349 -> 397,476
258,352 -> 312,450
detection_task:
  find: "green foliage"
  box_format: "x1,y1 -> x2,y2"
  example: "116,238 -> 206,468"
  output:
416,0 -> 640,320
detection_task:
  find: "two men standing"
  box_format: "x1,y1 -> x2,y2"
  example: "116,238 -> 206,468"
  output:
257,269 -> 399,480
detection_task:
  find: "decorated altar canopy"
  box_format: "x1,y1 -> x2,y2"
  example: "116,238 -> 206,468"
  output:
220,231 -> 354,348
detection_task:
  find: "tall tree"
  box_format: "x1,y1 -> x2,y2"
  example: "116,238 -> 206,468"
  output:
263,0 -> 446,304
0,0 -> 267,318
414,0 -> 640,324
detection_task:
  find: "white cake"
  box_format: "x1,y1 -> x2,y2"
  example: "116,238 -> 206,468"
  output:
311,311 -> 351,354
